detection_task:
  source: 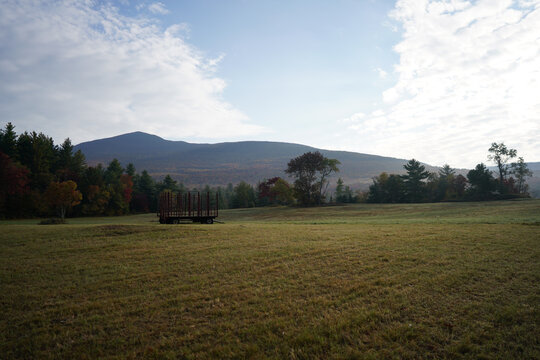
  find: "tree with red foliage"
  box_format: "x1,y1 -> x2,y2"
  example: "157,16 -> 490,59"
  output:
258,177 -> 293,205
0,152 -> 29,217
120,174 -> 133,204
258,177 -> 281,203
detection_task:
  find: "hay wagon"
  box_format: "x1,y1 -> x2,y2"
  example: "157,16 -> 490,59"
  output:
158,191 -> 218,224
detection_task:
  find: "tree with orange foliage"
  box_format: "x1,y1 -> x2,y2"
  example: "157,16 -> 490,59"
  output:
44,180 -> 82,220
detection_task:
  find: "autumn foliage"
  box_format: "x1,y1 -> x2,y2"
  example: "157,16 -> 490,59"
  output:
44,180 -> 82,220
0,151 -> 30,216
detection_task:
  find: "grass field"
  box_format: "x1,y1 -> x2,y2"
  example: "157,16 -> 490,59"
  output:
1,200 -> 539,359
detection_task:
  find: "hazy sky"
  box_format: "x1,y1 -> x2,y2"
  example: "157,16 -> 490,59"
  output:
1,0 -> 539,168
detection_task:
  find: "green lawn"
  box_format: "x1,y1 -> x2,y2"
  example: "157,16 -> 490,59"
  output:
1,200 -> 539,359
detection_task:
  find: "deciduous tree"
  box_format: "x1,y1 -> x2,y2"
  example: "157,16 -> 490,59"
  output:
285,151 -> 340,205
488,142 -> 517,185
510,157 -> 533,194
232,181 -> 256,208
259,177 -> 293,205
82,185 -> 110,215
367,172 -> 405,203
0,152 -> 29,217
272,178 -> 294,205
44,180 -> 82,220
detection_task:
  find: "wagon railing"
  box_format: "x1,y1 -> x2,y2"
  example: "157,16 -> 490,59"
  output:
158,191 -> 218,224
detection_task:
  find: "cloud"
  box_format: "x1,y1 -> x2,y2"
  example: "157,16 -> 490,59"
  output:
376,67 -> 388,79
0,0 -> 264,144
147,2 -> 169,15
341,112 -> 365,123
345,0 -> 540,168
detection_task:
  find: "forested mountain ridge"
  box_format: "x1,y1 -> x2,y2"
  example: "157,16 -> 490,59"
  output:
75,132 -> 540,197
74,132 -> 433,188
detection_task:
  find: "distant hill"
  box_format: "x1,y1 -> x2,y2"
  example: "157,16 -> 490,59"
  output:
525,162 -> 540,172
75,132 -> 430,188
75,132 -> 539,196
488,162 -> 539,198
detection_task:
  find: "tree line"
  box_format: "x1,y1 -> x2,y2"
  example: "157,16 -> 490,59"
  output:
365,144 -> 533,203
0,123 -> 297,218
0,122 -> 340,217
0,122 -> 535,219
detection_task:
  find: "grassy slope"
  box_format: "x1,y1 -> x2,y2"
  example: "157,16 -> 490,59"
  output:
1,200 -> 539,359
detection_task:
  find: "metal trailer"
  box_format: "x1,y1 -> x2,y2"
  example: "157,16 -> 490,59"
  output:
158,191 -> 218,224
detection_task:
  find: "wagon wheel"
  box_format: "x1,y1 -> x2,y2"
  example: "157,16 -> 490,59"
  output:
206,218 -> 214,224
172,219 -> 179,224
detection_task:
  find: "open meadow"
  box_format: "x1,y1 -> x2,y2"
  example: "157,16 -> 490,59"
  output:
1,200 -> 539,359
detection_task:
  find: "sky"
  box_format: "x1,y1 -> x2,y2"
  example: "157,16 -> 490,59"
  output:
0,0 -> 539,168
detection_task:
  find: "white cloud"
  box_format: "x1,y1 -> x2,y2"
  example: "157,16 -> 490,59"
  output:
0,0 -> 264,144
147,2 -> 169,15
341,112 -> 365,123
346,0 -> 540,168
376,67 -> 388,79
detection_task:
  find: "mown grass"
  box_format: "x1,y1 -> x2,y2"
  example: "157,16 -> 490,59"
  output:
220,199 -> 540,225
1,200 -> 539,359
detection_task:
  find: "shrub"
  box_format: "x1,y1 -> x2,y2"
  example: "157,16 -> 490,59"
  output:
39,218 -> 66,225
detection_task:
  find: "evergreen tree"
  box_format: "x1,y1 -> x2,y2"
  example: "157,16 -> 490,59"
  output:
103,159 -> 130,215
216,186 -> 228,209
126,163 -> 136,177
56,138 -> 86,182
232,181 -> 256,208
157,175 -> 179,193
401,159 -> 430,203
0,122 -> 18,159
105,159 -> 123,184
131,170 -> 156,212
335,178 -> 345,203
467,163 -> 496,200
435,164 -> 456,201
15,131 -> 57,191
225,183 -> 234,208
439,164 -> 455,178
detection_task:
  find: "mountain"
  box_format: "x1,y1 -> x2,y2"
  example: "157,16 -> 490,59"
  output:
525,162 -> 540,172
488,162 -> 540,198
75,132 -> 427,188
75,132 -> 539,196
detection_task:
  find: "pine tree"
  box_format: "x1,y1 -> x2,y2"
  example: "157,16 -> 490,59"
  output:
0,122 -> 18,159
401,159 -> 430,203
